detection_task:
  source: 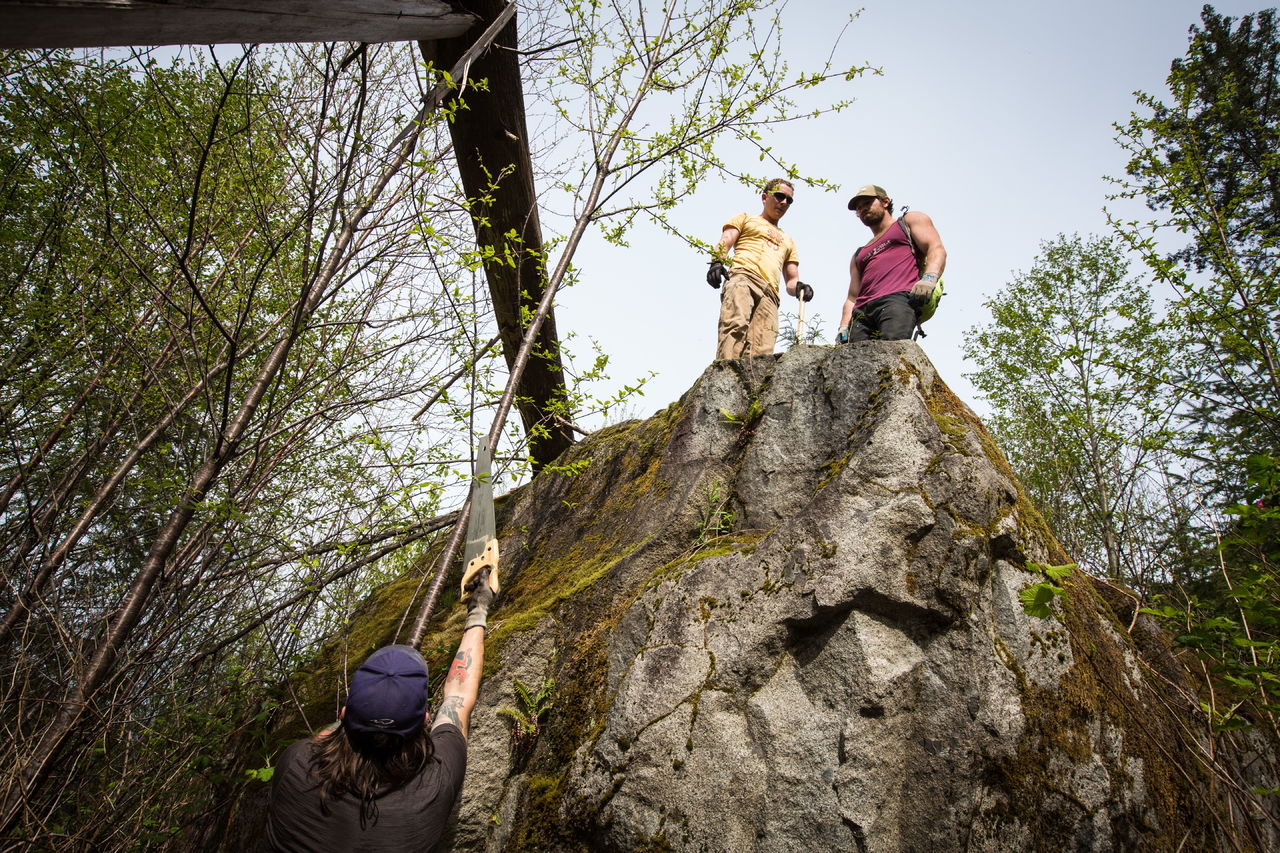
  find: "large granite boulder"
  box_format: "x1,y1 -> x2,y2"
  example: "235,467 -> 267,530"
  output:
238,342 -> 1278,852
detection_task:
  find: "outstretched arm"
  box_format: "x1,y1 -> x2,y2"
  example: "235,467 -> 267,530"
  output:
707,226 -> 741,288
432,573 -> 495,739
433,624 -> 485,739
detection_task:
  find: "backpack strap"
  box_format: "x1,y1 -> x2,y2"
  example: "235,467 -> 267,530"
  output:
898,206 -> 930,341
897,207 -> 926,275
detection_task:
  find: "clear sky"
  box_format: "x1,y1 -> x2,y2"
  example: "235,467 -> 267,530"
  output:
552,0 -> 1265,426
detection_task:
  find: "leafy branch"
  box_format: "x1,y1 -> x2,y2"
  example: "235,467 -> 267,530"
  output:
1019,561 -> 1076,620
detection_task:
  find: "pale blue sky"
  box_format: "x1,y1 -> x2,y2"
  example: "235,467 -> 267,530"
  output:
555,0 -> 1265,424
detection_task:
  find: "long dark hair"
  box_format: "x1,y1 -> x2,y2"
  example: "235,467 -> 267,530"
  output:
309,724 -> 436,827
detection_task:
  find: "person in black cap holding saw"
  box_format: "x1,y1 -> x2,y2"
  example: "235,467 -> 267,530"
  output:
836,184 -> 946,342
263,574 -> 497,851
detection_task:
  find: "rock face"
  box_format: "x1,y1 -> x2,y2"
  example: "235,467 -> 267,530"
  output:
245,343 -> 1278,852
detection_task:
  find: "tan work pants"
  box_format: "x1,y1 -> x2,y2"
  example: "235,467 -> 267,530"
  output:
716,272 -> 779,361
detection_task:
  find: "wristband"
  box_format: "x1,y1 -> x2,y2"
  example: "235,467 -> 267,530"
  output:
922,273 -> 939,283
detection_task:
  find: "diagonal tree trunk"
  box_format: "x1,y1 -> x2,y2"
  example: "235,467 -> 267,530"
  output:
422,0 -> 574,471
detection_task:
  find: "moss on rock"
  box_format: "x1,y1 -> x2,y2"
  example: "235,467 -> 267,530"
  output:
233,346 -> 1276,852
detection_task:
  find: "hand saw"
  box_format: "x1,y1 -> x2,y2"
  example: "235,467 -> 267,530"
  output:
458,444 -> 500,597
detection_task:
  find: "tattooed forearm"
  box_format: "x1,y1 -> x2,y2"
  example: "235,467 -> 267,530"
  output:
446,649 -> 473,685
433,616 -> 484,737
436,696 -> 464,730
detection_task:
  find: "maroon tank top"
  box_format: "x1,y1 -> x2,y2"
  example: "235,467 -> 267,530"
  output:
854,220 -> 918,309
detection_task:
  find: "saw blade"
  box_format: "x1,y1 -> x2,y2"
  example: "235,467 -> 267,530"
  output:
462,443 -> 496,568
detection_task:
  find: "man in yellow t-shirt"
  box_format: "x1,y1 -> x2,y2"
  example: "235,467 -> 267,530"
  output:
706,178 -> 809,360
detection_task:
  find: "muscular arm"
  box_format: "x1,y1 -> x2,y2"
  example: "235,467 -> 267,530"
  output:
432,625 -> 485,739
839,253 -> 862,329
782,261 -> 800,297
902,211 -> 947,279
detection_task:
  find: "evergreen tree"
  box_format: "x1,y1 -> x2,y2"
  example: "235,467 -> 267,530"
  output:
1108,3 -> 1280,749
1113,4 -> 1280,500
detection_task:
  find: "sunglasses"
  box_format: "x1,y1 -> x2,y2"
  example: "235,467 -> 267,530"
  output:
771,191 -> 794,205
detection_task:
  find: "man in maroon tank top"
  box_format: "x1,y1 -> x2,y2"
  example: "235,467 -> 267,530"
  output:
836,184 -> 946,342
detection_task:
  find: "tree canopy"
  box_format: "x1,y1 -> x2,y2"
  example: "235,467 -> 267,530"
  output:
1113,4 -> 1280,500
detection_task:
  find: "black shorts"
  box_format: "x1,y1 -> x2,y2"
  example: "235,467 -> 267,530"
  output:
850,291 -> 916,341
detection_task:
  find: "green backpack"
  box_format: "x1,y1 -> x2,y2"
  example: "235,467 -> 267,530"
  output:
897,209 -> 944,335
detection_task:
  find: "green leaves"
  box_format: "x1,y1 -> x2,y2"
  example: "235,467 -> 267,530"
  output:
529,0 -> 867,247
1110,6 -> 1280,501
1018,562 -> 1076,620
1140,452 -> 1280,736
697,480 -> 736,544
964,233 -> 1180,585
966,5 -> 1280,806
1102,7 -> 1280,748
1018,583 -> 1061,621
244,766 -> 275,783
496,676 -> 557,742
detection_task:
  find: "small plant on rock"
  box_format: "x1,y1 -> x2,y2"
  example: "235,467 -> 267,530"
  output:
697,480 -> 737,543
1019,562 -> 1076,619
719,396 -> 764,429
496,677 -> 556,748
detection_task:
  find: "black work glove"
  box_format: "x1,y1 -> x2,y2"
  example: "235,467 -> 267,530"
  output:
707,261 -> 727,289
464,571 -> 496,632
796,282 -> 814,302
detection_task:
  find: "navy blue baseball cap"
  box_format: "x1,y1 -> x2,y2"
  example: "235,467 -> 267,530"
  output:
343,644 -> 430,737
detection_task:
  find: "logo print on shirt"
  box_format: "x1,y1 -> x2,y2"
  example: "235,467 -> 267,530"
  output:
863,237 -> 891,262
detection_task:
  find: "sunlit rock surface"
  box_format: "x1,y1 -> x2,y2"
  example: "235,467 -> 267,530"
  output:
234,343 -> 1279,853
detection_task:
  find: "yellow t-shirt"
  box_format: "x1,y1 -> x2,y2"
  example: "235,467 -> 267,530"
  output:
724,213 -> 799,293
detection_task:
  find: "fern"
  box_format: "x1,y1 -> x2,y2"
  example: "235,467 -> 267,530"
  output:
496,676 -> 556,743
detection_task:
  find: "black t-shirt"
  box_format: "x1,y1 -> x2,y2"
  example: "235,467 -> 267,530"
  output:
263,724 -> 467,852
